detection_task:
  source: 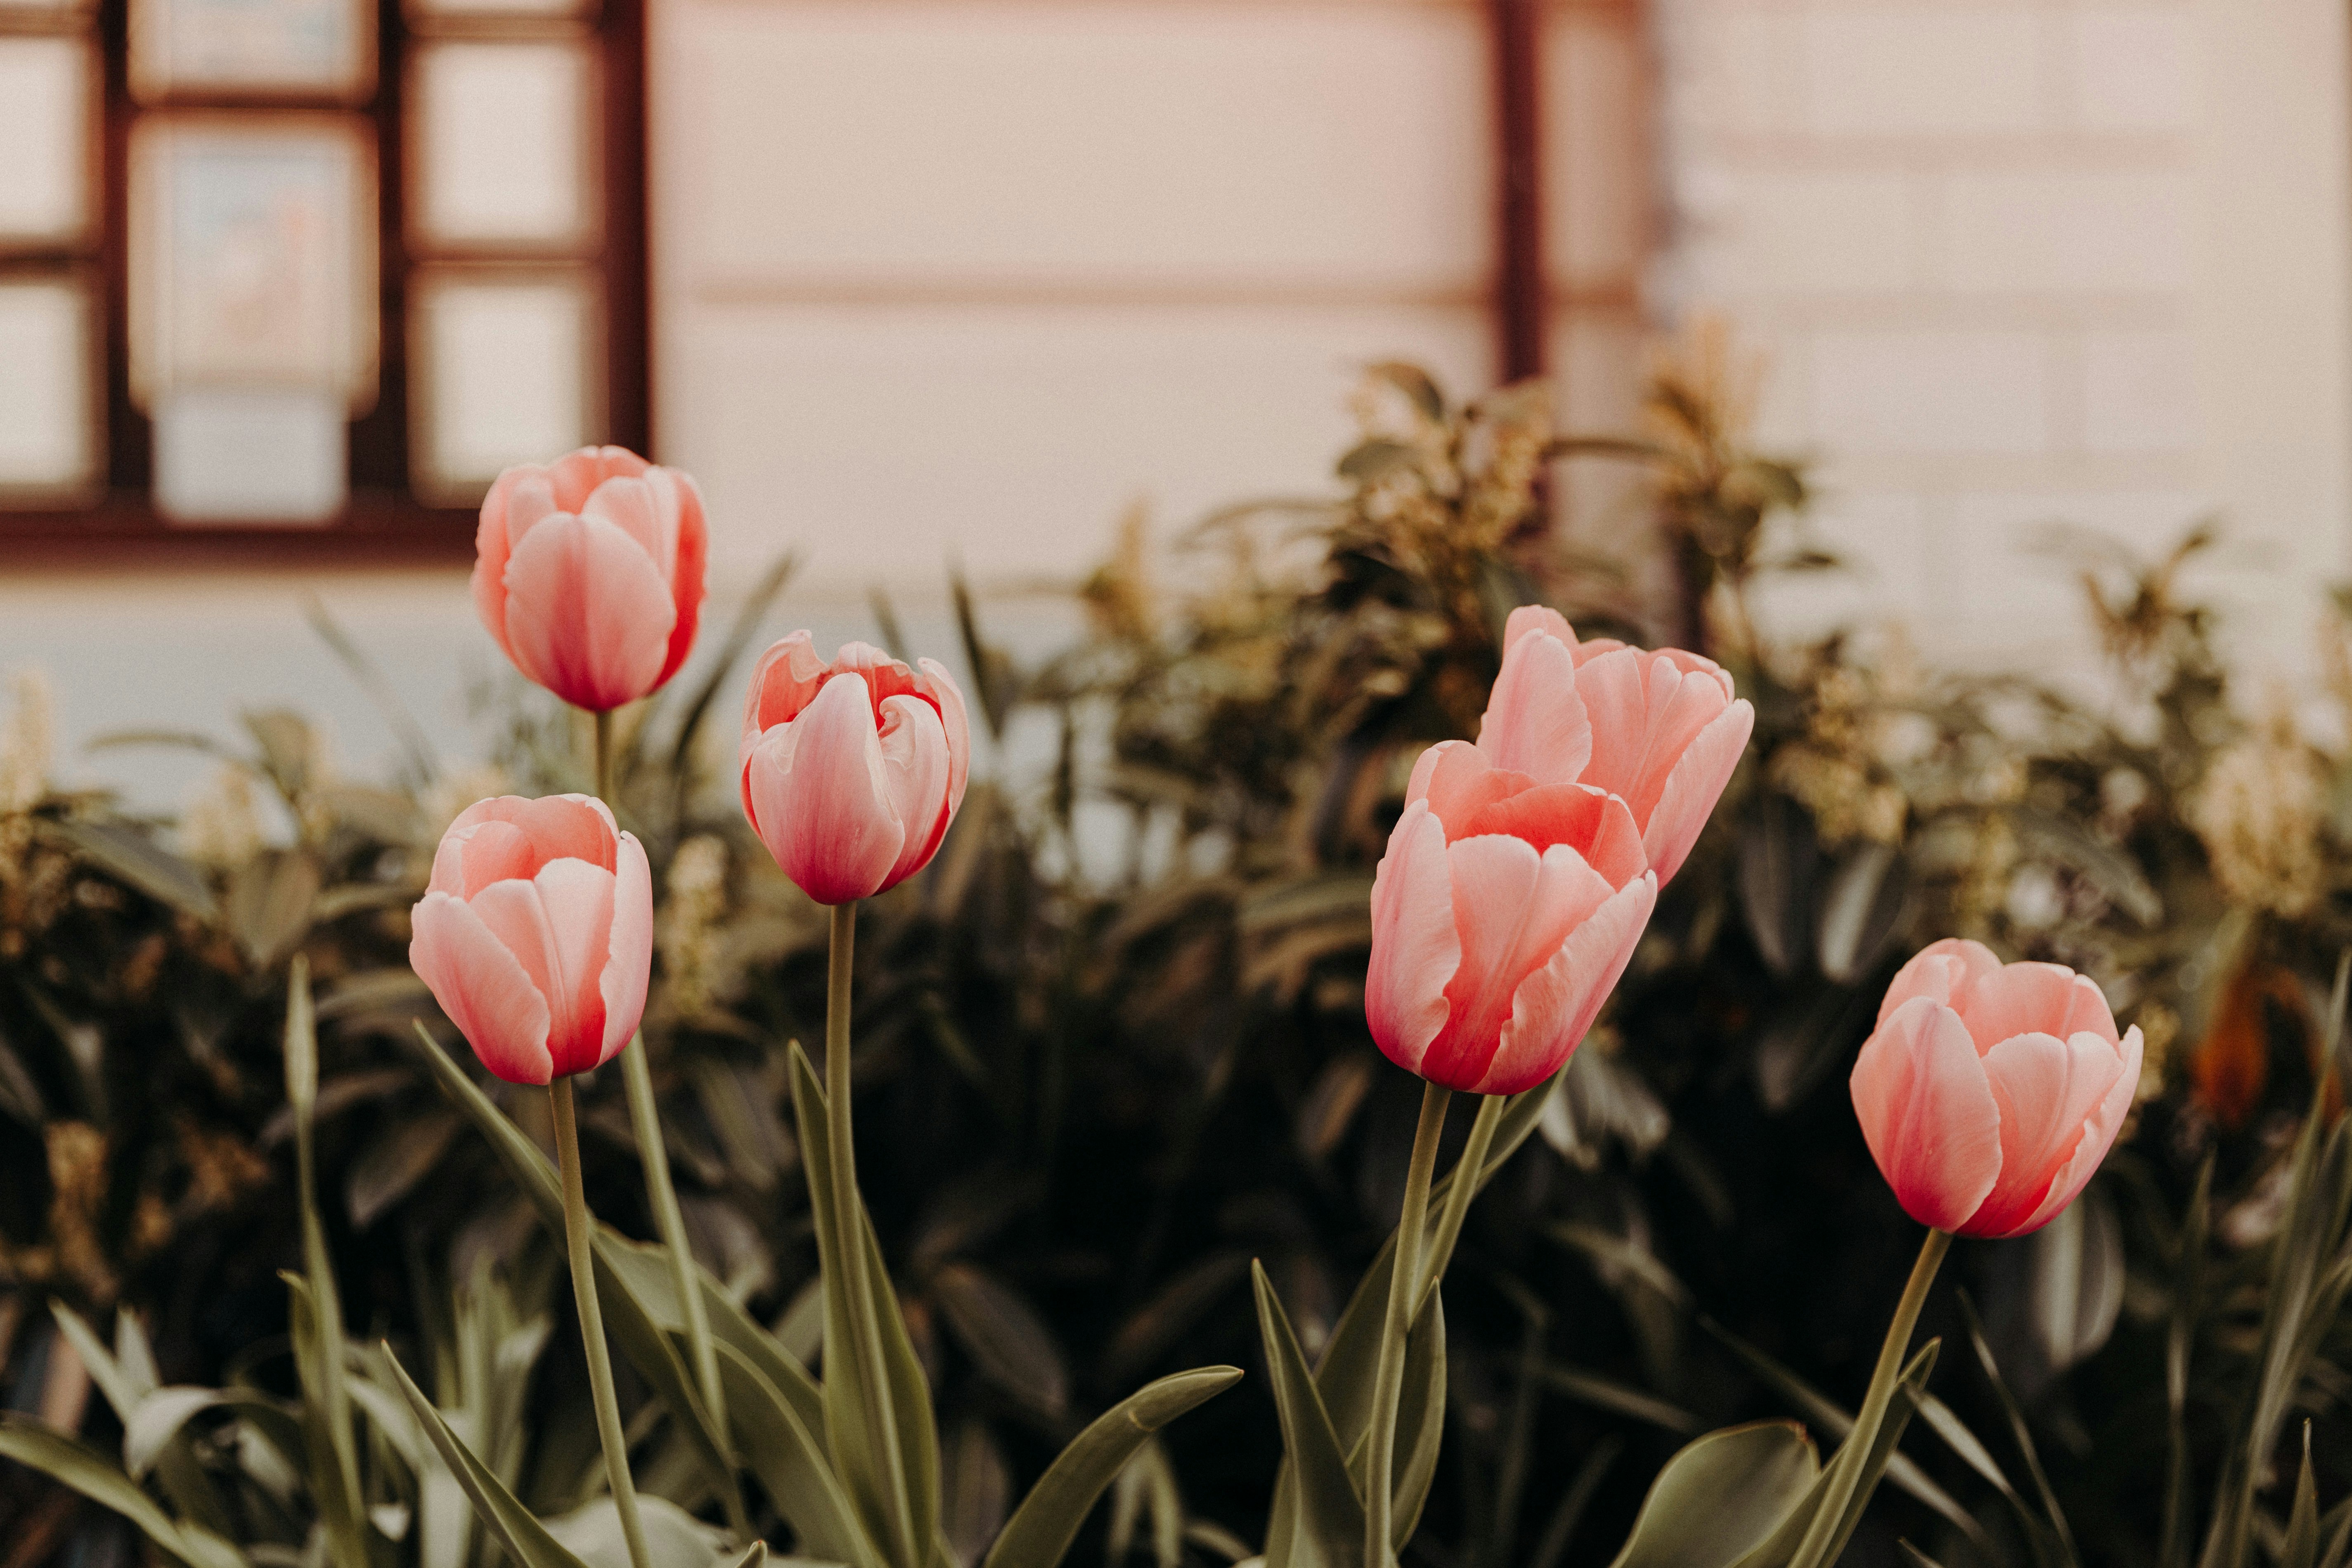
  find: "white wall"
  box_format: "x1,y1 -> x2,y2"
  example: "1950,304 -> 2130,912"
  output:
1656,0 -> 2351,670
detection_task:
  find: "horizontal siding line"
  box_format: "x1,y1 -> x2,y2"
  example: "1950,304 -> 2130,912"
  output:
1683,295 -> 2190,331
674,0 -> 1641,15
674,277 -> 1644,312
1675,132 -> 2195,172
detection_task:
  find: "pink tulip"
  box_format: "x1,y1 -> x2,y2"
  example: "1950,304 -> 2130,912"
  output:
1851,939 -> 2144,1238
409,794 -> 653,1085
1480,606 -> 1754,885
739,634 -> 972,906
1366,739 -> 1658,1095
472,446 -> 709,713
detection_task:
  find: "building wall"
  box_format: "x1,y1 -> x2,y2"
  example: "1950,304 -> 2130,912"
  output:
1657,0 -> 2352,669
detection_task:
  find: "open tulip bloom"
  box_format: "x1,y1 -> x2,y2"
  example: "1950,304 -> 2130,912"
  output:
739,632 -> 971,906
409,793 -> 652,1086
473,445 -> 708,714
1853,938 -> 2144,1239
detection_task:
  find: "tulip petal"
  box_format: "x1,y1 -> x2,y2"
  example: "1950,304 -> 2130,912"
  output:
1420,743 -> 1537,840
918,657 -> 972,816
470,863 -> 616,1076
410,891 -> 554,1085
743,631 -> 831,743
584,475 -> 672,572
745,672 -> 906,905
1461,783 -> 1646,887
1501,604 -> 1578,657
1955,963 -> 2087,1057
598,832 -> 655,1069
1481,869 -> 1656,1094
502,513 -> 679,712
655,468 -> 708,690
1366,801 -> 1460,1077
875,693 -> 954,892
1851,997 -> 2003,1231
1972,1026 -> 2137,1237
1875,938 -> 2003,1028
1637,696 -> 1754,885
1420,834 -> 1614,1088
1477,625 -> 1591,785
2010,1026 -> 2143,1236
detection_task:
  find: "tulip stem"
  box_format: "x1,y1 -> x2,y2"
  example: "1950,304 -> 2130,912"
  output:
1366,1081 -> 1450,1568
828,899 -> 918,1563
1786,1225 -> 1952,1568
1417,1091 -> 1504,1317
551,1076 -> 653,1568
589,703 -> 734,1502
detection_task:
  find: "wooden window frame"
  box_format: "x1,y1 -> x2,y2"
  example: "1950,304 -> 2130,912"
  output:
0,0 -> 648,568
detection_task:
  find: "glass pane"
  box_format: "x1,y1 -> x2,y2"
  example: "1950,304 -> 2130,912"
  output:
0,276 -> 99,500
409,40 -> 597,253
409,268 -> 601,502
129,115 -> 379,411
0,37 -> 94,248
407,0 -> 587,19
128,0 -> 374,103
152,387 -> 346,522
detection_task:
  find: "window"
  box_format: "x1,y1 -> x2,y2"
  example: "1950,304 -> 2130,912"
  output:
0,0 -> 646,559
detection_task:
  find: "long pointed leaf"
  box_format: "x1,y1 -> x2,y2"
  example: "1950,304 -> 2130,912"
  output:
1608,1421 -> 1819,1568
979,1365 -> 1240,1568
0,1415 -> 247,1568
1252,1262 -> 1362,1568
409,1022 -> 747,1527
382,1347 -> 593,1568
791,1044 -> 930,1567
715,1339 -> 880,1568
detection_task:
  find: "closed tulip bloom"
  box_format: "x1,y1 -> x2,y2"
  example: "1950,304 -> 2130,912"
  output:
1481,606 -> 1754,886
410,795 -> 653,1085
1852,939 -> 2144,1238
740,634 -> 971,906
1367,740 -> 1658,1095
473,446 -> 709,713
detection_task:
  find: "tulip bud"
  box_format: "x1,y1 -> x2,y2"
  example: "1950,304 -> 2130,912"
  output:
738,634 -> 971,906
1851,939 -> 2143,1238
473,446 -> 709,713
409,794 -> 653,1085
1367,740 -> 1657,1095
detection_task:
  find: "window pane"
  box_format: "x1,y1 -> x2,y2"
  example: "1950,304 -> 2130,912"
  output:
152,387 -> 346,522
0,276 -> 99,500
128,0 -> 374,104
0,36 -> 95,248
129,115 -> 379,410
409,268 -> 602,501
409,40 -> 596,253
407,0 -> 588,19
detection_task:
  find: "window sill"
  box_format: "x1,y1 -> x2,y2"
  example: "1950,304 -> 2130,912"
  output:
0,493 -> 478,570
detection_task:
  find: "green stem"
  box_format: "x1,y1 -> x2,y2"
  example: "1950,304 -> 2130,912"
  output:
1366,1082 -> 1450,1568
591,705 -> 735,1513
1416,1092 -> 1504,1317
1787,1226 -> 1952,1568
551,1076 -> 653,1568
829,899 -> 917,1564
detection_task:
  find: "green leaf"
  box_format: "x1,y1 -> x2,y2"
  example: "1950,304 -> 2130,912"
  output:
286,1275 -> 373,1568
715,1339 -> 880,1568
381,1346 -> 594,1568
408,1022 -> 748,1528
1252,1262 -> 1362,1568
0,1414 -> 248,1568
2283,1425 -> 2320,1568
34,817 -> 217,921
1768,1342 -> 1941,1568
790,1043 -> 941,1568
1363,362 -> 1444,422
1957,1294 -> 2077,1566
1607,1421 -> 1820,1568
1378,1291 -> 1447,1551
978,1365 -> 1240,1568
544,1495 -> 735,1568
1701,1316 -> 1990,1553
929,1263 -> 1069,1418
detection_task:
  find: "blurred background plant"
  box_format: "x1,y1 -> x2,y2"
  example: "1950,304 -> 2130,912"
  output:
3,336 -> 2351,1566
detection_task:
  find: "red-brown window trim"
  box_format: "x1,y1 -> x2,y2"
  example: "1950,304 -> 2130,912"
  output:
0,0 -> 648,568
